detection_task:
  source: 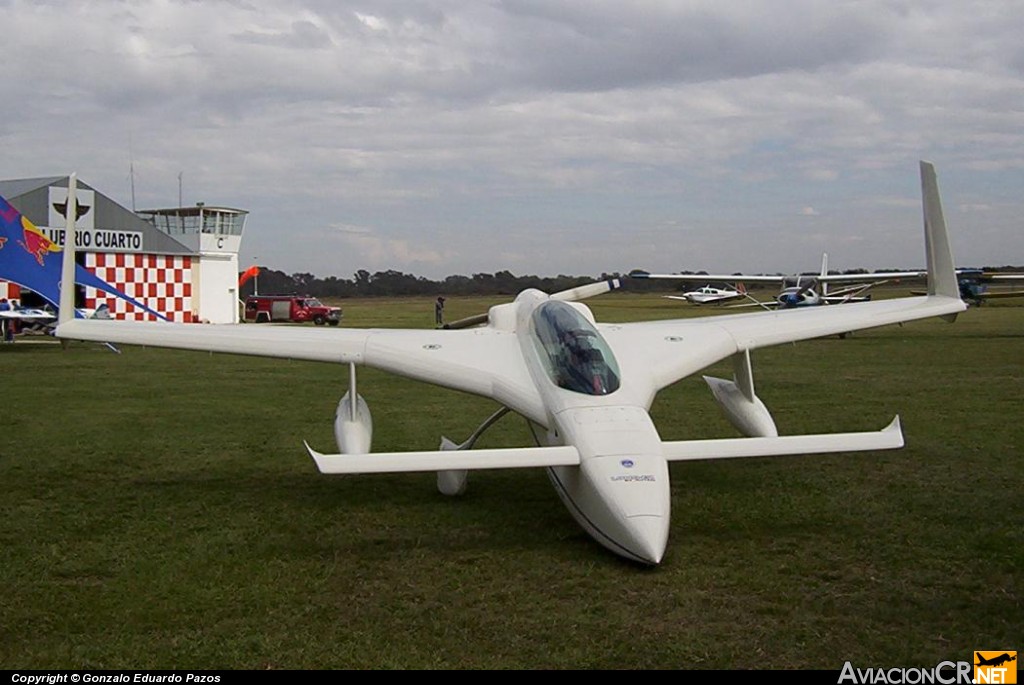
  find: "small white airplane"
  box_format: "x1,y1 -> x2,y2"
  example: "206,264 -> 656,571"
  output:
666,284 -> 747,305
0,303 -> 110,338
55,162 -> 966,564
633,254 -> 924,309
0,305 -> 56,323
0,305 -> 55,340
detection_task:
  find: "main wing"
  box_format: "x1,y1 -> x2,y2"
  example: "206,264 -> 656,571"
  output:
631,270 -> 784,284
55,318 -> 547,423
817,270 -> 924,283
605,294 -> 962,392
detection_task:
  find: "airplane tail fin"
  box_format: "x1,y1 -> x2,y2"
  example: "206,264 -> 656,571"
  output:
920,161 -> 960,299
819,253 -> 829,296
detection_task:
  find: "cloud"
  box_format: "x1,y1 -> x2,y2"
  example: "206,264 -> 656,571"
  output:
1,0 -> 1023,278
329,226 -> 448,270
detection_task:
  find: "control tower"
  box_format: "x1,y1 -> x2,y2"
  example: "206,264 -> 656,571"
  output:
138,204 -> 249,323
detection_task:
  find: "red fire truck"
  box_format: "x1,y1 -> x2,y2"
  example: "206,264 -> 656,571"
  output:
244,295 -> 342,326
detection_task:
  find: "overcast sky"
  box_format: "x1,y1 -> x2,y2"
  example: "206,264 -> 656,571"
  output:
1,0 -> 1021,279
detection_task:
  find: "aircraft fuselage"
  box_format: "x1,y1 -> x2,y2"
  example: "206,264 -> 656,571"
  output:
512,290 -> 671,563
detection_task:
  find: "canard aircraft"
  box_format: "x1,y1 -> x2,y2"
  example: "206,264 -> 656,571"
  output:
55,162 -> 966,565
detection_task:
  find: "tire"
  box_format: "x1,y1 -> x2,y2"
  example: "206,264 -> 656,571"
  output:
328,320 -> 340,327
256,312 -> 270,324
313,315 -> 326,326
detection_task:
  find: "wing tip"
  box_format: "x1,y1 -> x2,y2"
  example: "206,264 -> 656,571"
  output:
884,415 -> 904,448
303,440 -> 327,472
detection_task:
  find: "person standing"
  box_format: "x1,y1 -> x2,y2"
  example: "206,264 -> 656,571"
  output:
434,296 -> 446,326
0,299 -> 10,342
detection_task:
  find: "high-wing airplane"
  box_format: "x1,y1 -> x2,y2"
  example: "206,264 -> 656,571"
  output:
632,253 -> 924,309
55,162 -> 967,565
911,269 -> 1024,305
953,270 -> 1024,306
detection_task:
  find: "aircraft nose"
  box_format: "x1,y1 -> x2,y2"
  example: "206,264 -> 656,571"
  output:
625,514 -> 668,565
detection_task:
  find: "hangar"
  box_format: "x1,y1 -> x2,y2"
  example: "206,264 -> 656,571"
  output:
0,175 -> 247,324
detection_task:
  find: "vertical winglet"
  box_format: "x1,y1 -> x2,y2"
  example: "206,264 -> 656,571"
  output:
920,161 -> 959,299
58,173 -> 77,325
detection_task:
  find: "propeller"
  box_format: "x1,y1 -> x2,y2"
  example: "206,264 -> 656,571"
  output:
779,277 -> 819,308
550,277 -> 621,302
440,277 -> 621,330
441,311 -> 490,330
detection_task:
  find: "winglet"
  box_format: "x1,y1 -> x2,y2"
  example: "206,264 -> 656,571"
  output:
920,161 -> 960,299
58,173 -> 77,325
303,440 -> 333,474
883,414 -> 904,447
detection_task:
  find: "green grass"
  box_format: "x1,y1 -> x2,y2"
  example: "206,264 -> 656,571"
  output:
0,293 -> 1021,669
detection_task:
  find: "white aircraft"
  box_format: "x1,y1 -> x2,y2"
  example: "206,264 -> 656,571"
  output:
55,163 -> 966,565
633,253 -> 924,309
0,305 -> 55,340
0,303 -> 110,339
0,305 -> 56,323
667,284 -> 746,305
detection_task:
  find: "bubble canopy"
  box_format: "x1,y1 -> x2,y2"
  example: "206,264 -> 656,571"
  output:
529,300 -> 621,395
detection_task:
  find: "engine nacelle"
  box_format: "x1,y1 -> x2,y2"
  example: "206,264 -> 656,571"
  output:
334,391 -> 373,454
704,375 -> 778,438
436,436 -> 469,496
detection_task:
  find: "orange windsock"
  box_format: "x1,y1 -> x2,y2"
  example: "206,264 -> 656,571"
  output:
239,265 -> 260,286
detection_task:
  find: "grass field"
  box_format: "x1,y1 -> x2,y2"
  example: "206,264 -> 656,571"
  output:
1,292 -> 1020,669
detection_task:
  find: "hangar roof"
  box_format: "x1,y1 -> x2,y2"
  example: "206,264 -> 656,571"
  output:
0,175 -> 193,256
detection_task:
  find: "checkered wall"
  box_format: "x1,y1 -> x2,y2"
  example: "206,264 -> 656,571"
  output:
0,281 -> 19,301
84,253 -> 194,322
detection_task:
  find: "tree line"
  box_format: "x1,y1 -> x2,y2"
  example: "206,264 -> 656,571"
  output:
240,264 -> 1024,299
240,268 -> 642,298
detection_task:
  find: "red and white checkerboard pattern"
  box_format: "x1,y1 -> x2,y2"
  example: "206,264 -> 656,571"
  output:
0,280 -> 20,302
84,253 -> 194,322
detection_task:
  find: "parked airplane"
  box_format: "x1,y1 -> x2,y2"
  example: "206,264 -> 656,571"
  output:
0,305 -> 55,323
55,163 -> 966,564
632,253 -> 923,309
0,303 -> 109,331
953,270 -> 1024,305
668,284 -> 746,305
911,269 -> 1024,305
0,304 -> 53,340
